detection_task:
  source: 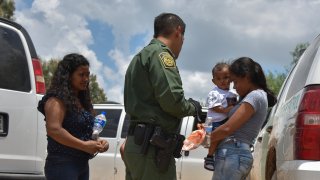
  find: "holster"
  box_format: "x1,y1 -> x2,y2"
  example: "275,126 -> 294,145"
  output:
154,148 -> 173,173
132,123 -> 154,155
150,126 -> 185,172
172,134 -> 185,158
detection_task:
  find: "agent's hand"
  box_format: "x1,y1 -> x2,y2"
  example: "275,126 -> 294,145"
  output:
197,123 -> 204,130
188,98 -> 205,123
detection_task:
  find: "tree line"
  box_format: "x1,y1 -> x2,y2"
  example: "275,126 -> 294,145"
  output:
266,42 -> 309,96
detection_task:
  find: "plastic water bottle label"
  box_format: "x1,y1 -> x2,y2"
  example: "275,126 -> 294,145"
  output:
95,118 -> 106,128
204,125 -> 212,133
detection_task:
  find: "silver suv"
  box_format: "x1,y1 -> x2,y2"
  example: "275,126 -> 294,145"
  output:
249,34 -> 320,180
0,18 -> 46,179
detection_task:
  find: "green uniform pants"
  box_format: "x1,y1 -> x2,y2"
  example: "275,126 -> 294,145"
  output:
124,136 -> 177,180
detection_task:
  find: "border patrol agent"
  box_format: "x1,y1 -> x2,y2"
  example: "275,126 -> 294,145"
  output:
123,13 -> 203,180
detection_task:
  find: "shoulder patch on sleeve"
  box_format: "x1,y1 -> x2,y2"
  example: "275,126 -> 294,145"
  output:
159,52 -> 176,68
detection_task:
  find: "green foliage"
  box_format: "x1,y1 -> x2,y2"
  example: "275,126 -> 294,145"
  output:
266,42 -> 309,96
89,74 -> 107,103
290,42 -> 309,67
0,0 -> 15,20
42,59 -> 59,90
41,58 -> 107,104
266,71 -> 287,96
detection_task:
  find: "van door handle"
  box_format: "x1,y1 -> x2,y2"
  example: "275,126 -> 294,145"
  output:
0,113 -> 9,137
266,125 -> 273,134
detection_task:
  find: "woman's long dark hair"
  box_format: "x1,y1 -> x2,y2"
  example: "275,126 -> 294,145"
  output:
230,57 -> 277,107
47,53 -> 93,113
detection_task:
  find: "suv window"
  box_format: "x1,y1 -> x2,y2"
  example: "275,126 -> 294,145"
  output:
0,26 -> 31,92
95,109 -> 122,138
285,37 -> 320,100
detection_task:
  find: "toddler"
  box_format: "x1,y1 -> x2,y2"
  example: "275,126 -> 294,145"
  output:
204,62 -> 237,171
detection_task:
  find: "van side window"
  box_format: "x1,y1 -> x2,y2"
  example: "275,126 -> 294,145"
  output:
95,109 -> 122,138
121,114 -> 130,138
0,26 -> 31,92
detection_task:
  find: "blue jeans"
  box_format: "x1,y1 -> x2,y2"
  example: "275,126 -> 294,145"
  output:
212,139 -> 253,180
45,154 -> 89,180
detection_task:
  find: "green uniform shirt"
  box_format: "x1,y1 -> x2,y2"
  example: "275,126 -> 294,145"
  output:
124,39 -> 196,133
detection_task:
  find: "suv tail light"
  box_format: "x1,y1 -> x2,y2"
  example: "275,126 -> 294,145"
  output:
32,58 -> 46,94
295,85 -> 320,160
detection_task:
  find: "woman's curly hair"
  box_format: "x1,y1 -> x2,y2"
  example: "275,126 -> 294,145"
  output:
47,53 -> 93,113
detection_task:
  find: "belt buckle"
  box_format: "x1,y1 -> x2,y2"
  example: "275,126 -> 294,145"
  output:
223,136 -> 236,145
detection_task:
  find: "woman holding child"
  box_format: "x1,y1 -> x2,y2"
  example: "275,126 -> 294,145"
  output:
209,57 -> 277,180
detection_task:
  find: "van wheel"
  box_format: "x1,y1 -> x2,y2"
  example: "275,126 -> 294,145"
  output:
265,147 -> 276,180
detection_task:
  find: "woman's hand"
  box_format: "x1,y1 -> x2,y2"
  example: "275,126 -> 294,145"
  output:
120,140 -> 126,161
82,140 -> 106,155
98,139 -> 109,153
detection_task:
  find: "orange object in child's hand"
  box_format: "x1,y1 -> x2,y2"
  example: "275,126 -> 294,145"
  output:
182,129 -> 206,151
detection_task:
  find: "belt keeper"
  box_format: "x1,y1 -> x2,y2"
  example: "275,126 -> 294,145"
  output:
235,141 -> 240,147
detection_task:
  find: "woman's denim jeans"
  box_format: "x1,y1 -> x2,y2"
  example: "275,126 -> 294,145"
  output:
45,154 -> 89,180
212,139 -> 253,180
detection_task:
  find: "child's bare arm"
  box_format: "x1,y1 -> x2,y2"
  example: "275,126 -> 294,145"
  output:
211,105 -> 233,114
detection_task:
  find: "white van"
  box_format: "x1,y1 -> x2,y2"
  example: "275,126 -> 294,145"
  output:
0,18 -> 46,179
249,33 -> 320,180
90,103 -> 213,180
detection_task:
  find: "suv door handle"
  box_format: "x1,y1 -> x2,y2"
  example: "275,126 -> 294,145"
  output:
0,113 -> 8,137
266,125 -> 273,134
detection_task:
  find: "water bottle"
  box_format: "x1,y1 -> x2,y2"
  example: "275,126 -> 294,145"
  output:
92,111 -> 107,140
203,117 -> 213,148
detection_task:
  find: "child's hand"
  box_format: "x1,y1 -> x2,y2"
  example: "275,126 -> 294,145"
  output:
225,105 -> 234,113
